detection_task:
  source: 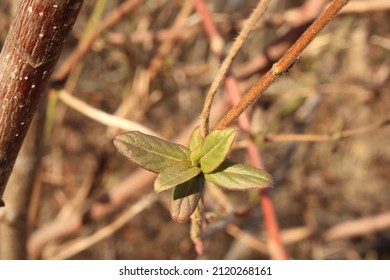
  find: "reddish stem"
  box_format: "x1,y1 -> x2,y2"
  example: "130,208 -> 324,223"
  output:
194,0 -> 288,259
225,75 -> 287,259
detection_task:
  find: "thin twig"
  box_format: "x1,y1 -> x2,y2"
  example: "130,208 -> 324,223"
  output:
225,76 -> 287,259
190,199 -> 204,255
199,0 -> 271,136
340,0 -> 390,14
216,0 -> 350,130
194,0 -> 287,259
229,211 -> 390,253
323,211 -> 390,241
264,119 -> 389,142
58,89 -> 159,137
282,211 -> 390,244
225,224 -> 268,254
47,193 -> 158,260
236,0 -> 328,79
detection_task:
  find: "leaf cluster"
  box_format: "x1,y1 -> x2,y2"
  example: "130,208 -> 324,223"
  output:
114,127 -> 273,222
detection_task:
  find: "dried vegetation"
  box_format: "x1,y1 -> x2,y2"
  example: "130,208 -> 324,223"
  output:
0,0 -> 389,259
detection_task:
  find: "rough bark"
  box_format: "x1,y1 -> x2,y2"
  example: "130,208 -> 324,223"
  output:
0,98 -> 45,259
0,0 -> 84,201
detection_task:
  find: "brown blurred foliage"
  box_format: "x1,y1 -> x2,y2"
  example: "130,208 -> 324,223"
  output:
0,0 -> 389,259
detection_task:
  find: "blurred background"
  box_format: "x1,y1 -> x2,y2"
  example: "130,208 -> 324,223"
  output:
0,0 -> 389,259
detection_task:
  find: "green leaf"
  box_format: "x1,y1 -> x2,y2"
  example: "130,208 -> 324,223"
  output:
188,126 -> 202,151
113,131 -> 190,173
190,127 -> 237,174
154,161 -> 201,193
170,175 -> 204,223
204,161 -> 274,190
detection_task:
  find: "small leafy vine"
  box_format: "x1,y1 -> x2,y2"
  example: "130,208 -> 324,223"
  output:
114,126 -> 273,222
112,0 -> 349,252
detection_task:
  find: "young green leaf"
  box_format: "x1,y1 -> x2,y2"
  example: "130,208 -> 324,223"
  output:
204,161 -> 274,190
113,131 -> 190,173
188,126 -> 203,151
190,127 -> 237,174
154,161 -> 201,193
170,175 -> 204,223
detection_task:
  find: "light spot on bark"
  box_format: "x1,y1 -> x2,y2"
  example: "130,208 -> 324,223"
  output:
28,7 -> 33,13
11,68 -> 18,79
31,84 -> 36,89
39,12 -> 44,17
73,2 -> 82,10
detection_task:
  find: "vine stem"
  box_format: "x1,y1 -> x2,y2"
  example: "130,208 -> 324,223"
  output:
216,0 -> 350,130
192,0 -> 271,253
190,199 -> 204,254
194,0 -> 288,259
198,0 -> 271,137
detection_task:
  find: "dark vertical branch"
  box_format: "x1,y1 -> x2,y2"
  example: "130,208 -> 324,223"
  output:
0,0 -> 84,201
0,97 -> 46,259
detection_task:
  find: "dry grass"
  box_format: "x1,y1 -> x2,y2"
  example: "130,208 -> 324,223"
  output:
1,0 -> 389,259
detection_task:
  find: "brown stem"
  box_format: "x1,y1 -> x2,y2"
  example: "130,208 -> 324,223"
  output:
236,0 -> 328,79
194,0 -> 287,259
225,75 -> 288,259
0,0 -> 84,201
216,0 -> 350,130
0,97 -> 45,259
198,0 -> 270,137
